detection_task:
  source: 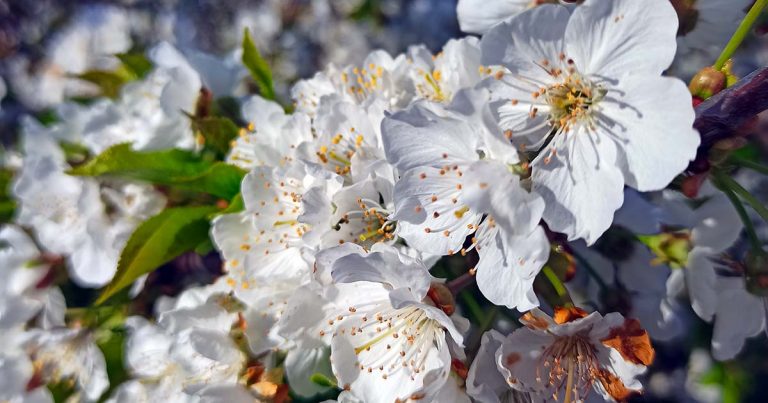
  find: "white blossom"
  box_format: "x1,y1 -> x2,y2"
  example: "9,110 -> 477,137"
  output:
480,0 -> 699,244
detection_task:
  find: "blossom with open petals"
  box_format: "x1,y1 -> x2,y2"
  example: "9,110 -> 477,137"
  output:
481,0 -> 699,244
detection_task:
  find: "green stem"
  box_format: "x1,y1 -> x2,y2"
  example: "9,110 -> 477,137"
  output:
542,266 -> 573,306
730,155 -> 768,175
713,171 -> 763,252
459,292 -> 488,325
717,171 -> 768,223
478,306 -> 499,333
714,0 -> 767,70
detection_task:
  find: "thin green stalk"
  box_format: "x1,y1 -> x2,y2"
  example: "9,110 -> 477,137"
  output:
459,292 -> 488,325
542,266 -> 573,306
713,171 -> 763,252
730,155 -> 768,175
717,171 -> 768,223
478,306 -> 499,333
714,0 -> 767,70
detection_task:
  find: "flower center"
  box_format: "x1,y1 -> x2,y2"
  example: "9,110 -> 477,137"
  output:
415,68 -> 448,103
537,334 -> 599,402
334,197 -> 396,246
340,64 -> 386,102
543,73 -> 603,134
316,128 -> 367,176
329,304 -> 445,381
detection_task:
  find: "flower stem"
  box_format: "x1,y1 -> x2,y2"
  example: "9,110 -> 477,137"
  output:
730,154 -> 768,175
714,0 -> 767,70
716,170 -> 768,223
446,271 -> 476,295
713,170 -> 763,253
542,266 -> 573,306
459,292 -> 487,325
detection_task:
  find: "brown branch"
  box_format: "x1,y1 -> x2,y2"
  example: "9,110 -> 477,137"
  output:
689,66 -> 768,173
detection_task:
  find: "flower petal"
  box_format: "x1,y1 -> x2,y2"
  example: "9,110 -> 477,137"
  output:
533,127 -> 625,244
599,75 -> 699,191
565,0 -> 678,77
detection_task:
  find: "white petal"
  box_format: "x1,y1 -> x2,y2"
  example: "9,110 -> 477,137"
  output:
711,279 -> 766,361
476,228 -> 549,311
600,75 -> 699,191
685,248 -> 718,322
480,4 -> 569,82
158,303 -> 234,335
467,330 -> 509,403
496,328 -> 553,393
326,243 -> 432,300
0,353 -> 33,400
331,330 -> 451,403
285,347 -> 333,397
533,127 -> 625,244
392,167 -> 480,256
457,0 -> 531,34
382,104 -> 479,172
124,317 -> 173,378
463,161 -> 543,236
692,194 -> 743,253
565,0 -> 678,77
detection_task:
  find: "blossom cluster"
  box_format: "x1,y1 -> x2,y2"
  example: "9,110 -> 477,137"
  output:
1,0 -> 767,402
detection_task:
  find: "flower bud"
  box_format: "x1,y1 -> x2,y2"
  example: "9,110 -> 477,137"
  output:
451,359 -> 469,380
637,231 -> 692,269
427,282 -> 456,316
681,172 -> 707,198
689,67 -> 726,100
745,250 -> 768,297
671,0 -> 699,36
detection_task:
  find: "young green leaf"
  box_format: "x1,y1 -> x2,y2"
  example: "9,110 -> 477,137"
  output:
309,373 -> 338,388
242,29 -> 276,100
67,143 -> 245,199
75,70 -> 131,99
96,205 -> 218,305
116,52 -> 153,79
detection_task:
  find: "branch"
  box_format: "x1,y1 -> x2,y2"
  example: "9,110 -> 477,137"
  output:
691,67 -> 768,172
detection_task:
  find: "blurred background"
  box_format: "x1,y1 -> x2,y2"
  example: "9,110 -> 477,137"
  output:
0,0 -> 460,145
1,1 -> 768,402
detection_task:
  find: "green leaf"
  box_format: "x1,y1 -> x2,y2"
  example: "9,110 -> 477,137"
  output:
242,29 -> 275,100
191,115 -> 241,155
310,373 -> 337,388
76,70 -> 131,99
96,205 -> 218,305
97,328 -> 128,402
0,200 -> 14,223
116,52 -> 153,79
68,144 -> 245,199
182,162 -> 246,200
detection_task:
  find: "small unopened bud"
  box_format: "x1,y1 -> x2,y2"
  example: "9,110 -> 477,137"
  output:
427,282 -> 456,316
689,67 -> 726,100
745,250 -> 768,297
681,172 -> 708,198
548,245 -> 576,281
451,359 -> 469,380
637,231 -> 692,269
670,0 -> 699,36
